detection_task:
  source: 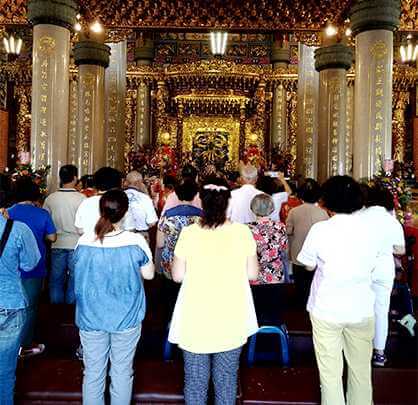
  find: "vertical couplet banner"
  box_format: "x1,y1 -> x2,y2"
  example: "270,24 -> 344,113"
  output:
353,31 -> 393,179
31,24 -> 70,190
296,44 -> 319,179
105,41 -> 127,171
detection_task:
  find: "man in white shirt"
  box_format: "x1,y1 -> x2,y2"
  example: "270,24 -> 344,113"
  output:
123,171 -> 158,238
75,167 -> 122,235
44,165 -> 86,303
297,176 -> 382,405
227,164 -> 263,224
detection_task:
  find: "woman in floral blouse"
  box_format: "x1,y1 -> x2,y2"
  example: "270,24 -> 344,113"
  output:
156,178 -> 203,323
249,193 -> 288,326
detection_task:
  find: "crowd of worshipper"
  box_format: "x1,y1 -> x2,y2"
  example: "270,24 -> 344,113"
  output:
0,162 -> 416,405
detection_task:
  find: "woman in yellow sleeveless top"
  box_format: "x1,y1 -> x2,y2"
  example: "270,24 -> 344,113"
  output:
168,176 -> 259,405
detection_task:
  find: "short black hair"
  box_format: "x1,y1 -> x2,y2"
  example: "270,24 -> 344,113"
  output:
257,176 -> 280,196
14,177 -> 41,203
93,167 -> 122,192
365,184 -> 395,211
163,174 -> 177,190
175,178 -> 199,202
80,175 -> 95,189
59,165 -> 78,185
298,178 -> 321,203
181,164 -> 197,180
321,175 -> 363,214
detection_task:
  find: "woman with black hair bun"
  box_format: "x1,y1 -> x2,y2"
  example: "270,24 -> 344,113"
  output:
168,176 -> 259,405
73,189 -> 154,404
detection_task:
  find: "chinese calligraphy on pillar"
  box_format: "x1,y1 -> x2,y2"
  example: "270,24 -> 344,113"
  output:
136,81 -> 151,146
371,41 -> 387,173
105,42 -> 127,171
346,84 -> 354,174
80,73 -> 94,175
68,75 -> 78,165
37,36 -> 55,167
297,45 -> 319,179
271,83 -> 287,149
329,79 -> 342,175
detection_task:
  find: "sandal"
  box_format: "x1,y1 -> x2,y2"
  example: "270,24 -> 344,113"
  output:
20,343 -> 46,358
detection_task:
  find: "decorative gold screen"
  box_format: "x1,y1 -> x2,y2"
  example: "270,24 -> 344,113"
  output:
182,116 -> 240,168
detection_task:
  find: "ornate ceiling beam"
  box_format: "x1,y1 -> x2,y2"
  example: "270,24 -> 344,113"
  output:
1,59 -> 416,90
1,1 -> 416,31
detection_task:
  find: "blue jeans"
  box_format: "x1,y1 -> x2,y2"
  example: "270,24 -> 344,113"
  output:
79,326 -> 141,405
21,278 -> 43,348
49,249 -> 75,304
0,308 -> 26,405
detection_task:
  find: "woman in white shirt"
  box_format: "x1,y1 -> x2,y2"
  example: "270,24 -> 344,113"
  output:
361,185 -> 406,367
297,176 -> 381,405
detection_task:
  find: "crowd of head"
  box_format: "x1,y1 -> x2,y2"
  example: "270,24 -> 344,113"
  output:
0,162 -> 415,405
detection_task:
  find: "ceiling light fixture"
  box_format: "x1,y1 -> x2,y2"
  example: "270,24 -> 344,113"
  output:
210,31 -> 228,56
3,33 -> 23,59
400,35 -> 418,63
345,28 -> 352,37
74,22 -> 82,32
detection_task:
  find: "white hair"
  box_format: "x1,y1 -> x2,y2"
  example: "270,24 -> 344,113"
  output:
240,164 -> 258,181
125,171 -> 143,185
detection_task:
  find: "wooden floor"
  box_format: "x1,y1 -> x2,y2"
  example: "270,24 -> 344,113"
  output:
15,280 -> 418,404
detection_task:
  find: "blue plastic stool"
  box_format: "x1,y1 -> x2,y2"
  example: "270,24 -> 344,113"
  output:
247,325 -> 290,367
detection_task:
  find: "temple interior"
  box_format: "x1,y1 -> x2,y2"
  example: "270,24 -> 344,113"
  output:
0,0 -> 418,404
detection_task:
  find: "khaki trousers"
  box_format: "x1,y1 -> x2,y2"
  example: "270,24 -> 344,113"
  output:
310,315 -> 374,405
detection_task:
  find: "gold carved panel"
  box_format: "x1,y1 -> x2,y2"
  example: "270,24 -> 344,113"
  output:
182,116 -> 240,168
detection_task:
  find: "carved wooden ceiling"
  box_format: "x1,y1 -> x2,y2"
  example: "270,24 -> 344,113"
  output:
0,0 -> 417,31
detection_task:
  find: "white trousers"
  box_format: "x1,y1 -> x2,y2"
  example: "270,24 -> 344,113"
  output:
372,283 -> 392,351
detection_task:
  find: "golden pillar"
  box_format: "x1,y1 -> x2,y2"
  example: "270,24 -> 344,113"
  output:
296,44 -> 319,179
350,0 -> 401,179
28,0 -> 77,190
239,105 -> 246,160
315,43 -> 353,183
270,43 -> 291,150
105,41 -> 127,171
176,102 -> 184,160
74,39 -> 110,176
134,38 -> 154,147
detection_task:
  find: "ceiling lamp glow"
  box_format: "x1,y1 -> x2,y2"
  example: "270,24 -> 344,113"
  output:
400,35 -> 418,63
210,31 -> 228,56
325,24 -> 338,37
3,34 -> 23,57
90,21 -> 103,34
